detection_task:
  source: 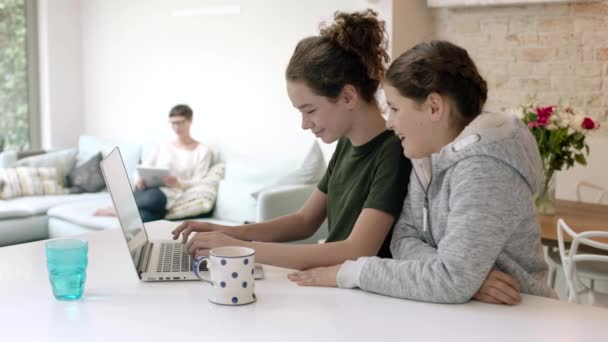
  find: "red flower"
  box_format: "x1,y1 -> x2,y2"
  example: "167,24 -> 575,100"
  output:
582,117 -> 596,130
536,106 -> 554,117
535,106 -> 554,126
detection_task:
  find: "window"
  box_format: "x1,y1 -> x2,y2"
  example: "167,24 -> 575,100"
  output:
0,0 -> 38,152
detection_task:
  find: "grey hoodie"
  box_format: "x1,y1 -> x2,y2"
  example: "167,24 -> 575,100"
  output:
337,112 -> 557,303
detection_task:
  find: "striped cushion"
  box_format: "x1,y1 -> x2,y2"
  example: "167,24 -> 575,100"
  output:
0,167 -> 69,199
165,163 -> 225,220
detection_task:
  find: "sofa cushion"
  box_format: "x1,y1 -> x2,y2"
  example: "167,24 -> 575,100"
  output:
165,163 -> 225,220
251,141 -> 325,198
212,180 -> 259,223
14,148 -> 78,182
0,167 -> 69,199
0,216 -> 49,247
68,153 -> 106,193
0,193 -> 108,219
77,135 -> 141,180
47,195 -> 119,231
0,150 -> 17,168
223,157 -> 298,185
140,141 -> 159,164
0,203 -> 30,219
0,168 -> 23,200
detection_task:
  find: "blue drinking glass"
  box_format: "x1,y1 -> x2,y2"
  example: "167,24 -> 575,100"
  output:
45,239 -> 88,301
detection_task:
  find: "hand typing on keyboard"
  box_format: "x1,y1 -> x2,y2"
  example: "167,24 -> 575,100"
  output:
185,231 -> 246,259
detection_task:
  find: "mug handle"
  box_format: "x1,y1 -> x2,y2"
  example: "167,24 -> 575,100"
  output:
192,256 -> 213,284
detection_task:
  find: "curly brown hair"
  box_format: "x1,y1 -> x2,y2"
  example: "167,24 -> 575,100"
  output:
286,9 -> 390,103
386,40 -> 488,129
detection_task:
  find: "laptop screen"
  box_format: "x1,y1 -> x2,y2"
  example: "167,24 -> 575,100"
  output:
100,148 -> 149,272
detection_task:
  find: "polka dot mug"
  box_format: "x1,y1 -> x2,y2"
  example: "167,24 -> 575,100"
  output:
193,246 -> 257,305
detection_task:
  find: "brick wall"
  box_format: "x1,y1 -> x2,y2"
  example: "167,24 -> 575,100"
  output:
433,1 -> 608,122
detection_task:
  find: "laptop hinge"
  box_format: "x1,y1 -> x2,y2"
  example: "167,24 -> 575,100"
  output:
137,242 -> 154,275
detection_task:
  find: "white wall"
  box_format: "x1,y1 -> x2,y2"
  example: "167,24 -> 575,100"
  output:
79,0 -> 392,162
37,0 -> 84,149
556,133 -> 608,203
40,0 -> 604,201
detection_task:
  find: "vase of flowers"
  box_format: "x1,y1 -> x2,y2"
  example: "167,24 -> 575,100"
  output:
515,101 -> 600,215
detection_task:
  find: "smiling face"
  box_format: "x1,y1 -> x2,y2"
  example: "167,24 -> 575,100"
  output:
384,84 -> 443,159
286,81 -> 353,144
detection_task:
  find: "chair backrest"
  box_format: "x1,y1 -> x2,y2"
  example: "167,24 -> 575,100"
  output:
576,181 -> 608,204
557,218 -> 608,304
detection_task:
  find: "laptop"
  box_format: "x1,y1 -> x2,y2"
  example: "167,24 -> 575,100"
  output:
100,147 -> 263,282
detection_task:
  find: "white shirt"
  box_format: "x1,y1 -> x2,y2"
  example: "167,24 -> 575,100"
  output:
137,142 -> 212,209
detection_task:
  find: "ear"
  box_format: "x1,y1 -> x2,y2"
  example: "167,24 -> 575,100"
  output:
426,92 -> 446,123
341,84 -> 359,109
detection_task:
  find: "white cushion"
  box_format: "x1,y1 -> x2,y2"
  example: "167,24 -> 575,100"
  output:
47,195 -> 119,231
0,201 -> 30,219
14,148 -> 78,181
165,163 -> 225,220
0,216 -> 48,246
0,167 -> 69,199
212,180 -> 259,223
48,217 -> 119,238
140,141 -> 159,164
251,141 -> 325,198
0,193 -> 108,218
0,151 -> 17,168
224,156 -> 298,184
77,135 -> 141,180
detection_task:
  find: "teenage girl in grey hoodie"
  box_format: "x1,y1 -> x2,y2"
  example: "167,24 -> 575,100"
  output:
288,40 -> 557,304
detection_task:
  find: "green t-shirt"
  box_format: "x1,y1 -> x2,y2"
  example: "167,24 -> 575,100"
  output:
318,130 -> 411,258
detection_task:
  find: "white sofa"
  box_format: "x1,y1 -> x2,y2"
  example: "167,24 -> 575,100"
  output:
0,136 -> 327,247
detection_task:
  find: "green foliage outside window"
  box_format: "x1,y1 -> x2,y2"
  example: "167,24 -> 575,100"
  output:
0,0 -> 30,152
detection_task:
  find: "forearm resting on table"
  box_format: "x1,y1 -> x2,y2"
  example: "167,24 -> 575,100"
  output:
229,212 -> 319,243
243,239 -> 372,271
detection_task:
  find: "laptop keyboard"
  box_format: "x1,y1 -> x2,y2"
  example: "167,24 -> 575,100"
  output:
157,242 -> 192,273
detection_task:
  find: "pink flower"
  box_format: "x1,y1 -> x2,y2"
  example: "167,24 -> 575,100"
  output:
582,117 -> 596,130
536,106 -> 554,117
535,106 -> 555,127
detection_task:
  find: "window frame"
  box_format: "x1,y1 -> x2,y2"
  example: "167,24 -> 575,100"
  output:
26,0 -> 40,150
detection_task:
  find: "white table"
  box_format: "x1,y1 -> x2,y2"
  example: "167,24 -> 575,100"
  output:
1,221 -> 607,342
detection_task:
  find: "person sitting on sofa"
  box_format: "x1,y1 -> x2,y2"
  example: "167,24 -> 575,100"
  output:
95,104 -> 212,222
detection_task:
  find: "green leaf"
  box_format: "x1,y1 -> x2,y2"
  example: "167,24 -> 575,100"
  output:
572,132 -> 584,142
530,114 -> 538,122
574,154 -> 587,166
